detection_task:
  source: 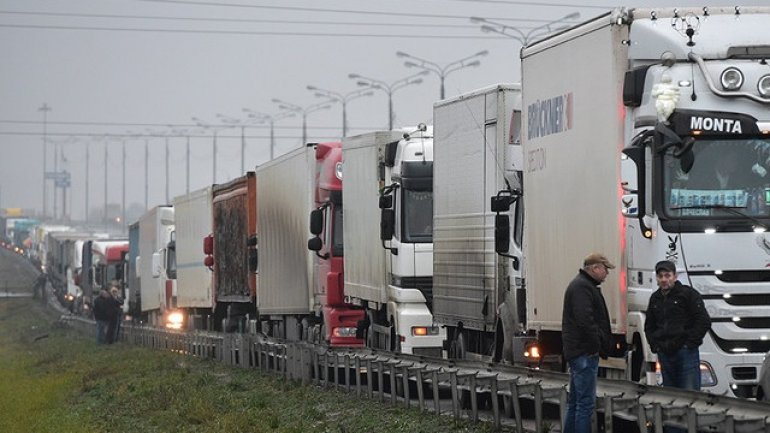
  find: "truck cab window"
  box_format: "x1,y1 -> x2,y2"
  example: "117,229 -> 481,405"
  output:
663,138 -> 770,220
332,204 -> 343,257
402,188 -> 433,243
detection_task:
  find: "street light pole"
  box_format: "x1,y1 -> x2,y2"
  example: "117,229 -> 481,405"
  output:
396,50 -> 488,100
348,71 -> 427,130
104,137 -> 108,223
470,12 -> 580,45
306,85 -> 374,137
243,108 -> 297,162
271,99 -> 332,146
122,138 -> 126,227
38,103 -> 51,218
192,117 -> 221,184
85,140 -> 90,224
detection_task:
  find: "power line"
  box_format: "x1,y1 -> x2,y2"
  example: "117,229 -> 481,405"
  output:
0,119 -> 380,131
418,0 -> 609,9
0,22 -> 508,38
0,10 -> 540,29
135,0 -> 581,23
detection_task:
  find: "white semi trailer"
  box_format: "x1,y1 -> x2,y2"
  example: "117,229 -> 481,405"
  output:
172,186 -> 213,330
137,205 -> 175,327
432,84 -> 527,362
343,127 -> 445,356
509,6 -> 770,397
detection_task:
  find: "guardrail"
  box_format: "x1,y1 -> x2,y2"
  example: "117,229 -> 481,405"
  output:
58,316 -> 770,433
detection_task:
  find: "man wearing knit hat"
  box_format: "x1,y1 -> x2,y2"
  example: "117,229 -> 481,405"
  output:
561,253 -> 613,433
644,260 -> 711,432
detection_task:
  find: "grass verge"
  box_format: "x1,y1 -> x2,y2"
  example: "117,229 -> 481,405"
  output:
0,298 -> 511,433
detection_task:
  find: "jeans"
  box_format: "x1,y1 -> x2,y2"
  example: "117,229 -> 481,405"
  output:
96,320 -> 110,345
563,354 -> 599,433
658,346 -> 700,433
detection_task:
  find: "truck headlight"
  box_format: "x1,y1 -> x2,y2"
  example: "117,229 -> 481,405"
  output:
700,361 -> 717,387
411,326 -> 440,336
720,67 -> 744,90
758,74 -> 770,98
165,311 -> 184,329
332,327 -> 357,337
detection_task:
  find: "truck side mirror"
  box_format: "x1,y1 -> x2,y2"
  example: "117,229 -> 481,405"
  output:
308,236 -> 323,252
203,234 -> 214,255
491,195 -> 512,213
151,252 -> 162,278
495,214 -> 510,254
381,209 -> 395,241
309,209 -> 324,235
379,195 -> 393,209
248,249 -> 258,273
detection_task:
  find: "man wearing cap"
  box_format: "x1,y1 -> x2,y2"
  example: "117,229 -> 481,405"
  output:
562,253 -> 613,433
645,260 -> 710,396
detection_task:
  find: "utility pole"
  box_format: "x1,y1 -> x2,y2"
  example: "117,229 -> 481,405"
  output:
186,136 -> 190,194
85,141 -> 90,224
144,138 -> 149,210
38,103 -> 51,218
104,140 -> 108,223
122,139 -> 126,227
165,136 -> 170,204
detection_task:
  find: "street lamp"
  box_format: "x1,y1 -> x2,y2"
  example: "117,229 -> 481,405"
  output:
216,113 -> 265,175
168,128 -> 193,194
306,85 -> 374,137
38,103 -> 52,218
470,12 -> 580,46
242,108 -> 296,162
348,71 -> 427,130
271,99 -> 333,146
396,50 -> 488,100
192,117 -> 224,184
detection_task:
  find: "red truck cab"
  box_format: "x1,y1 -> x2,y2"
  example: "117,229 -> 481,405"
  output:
309,142 -> 364,346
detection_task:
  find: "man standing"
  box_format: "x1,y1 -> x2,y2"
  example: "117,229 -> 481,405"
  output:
645,260 -> 710,432
562,253 -> 613,433
92,289 -> 113,345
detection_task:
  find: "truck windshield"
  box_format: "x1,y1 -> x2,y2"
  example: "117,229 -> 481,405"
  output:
402,188 -> 433,243
332,205 -> 343,257
662,138 -> 770,220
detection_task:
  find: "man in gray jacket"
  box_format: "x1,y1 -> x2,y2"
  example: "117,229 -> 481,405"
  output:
561,253 -> 613,433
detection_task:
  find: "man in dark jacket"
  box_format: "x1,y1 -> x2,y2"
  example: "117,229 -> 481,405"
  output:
92,289 -> 114,345
561,253 -> 613,433
645,260 -> 711,392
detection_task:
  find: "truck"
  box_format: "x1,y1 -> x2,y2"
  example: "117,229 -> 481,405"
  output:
342,126 -> 445,356
88,239 -> 129,311
136,206 -> 175,327
509,6 -> 770,397
307,141 -> 365,346
255,145 -> 318,341
172,186 -> 214,330
432,84 -> 526,362
125,222 -> 140,319
204,172 -> 257,332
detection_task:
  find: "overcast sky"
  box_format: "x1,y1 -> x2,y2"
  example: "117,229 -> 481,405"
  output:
1,0 -> 765,222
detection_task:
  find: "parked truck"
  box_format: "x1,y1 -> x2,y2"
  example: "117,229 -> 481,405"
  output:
432,84 -> 526,362
307,141 -> 365,346
172,186 -> 214,330
255,145 -> 318,340
506,6 -> 770,397
137,206 -> 175,327
342,126 -> 445,356
204,172 -> 257,332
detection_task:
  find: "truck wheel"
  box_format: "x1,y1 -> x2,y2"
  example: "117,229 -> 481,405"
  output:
448,332 -> 466,360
